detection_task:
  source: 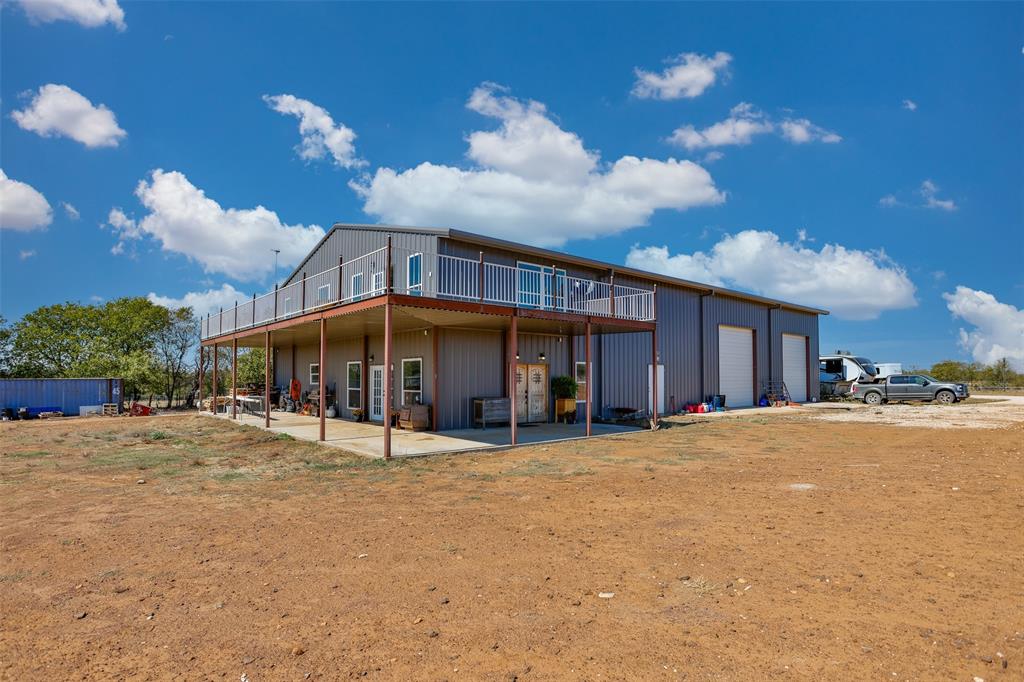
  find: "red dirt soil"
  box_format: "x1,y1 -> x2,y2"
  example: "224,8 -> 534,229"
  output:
2,413 -> 1022,680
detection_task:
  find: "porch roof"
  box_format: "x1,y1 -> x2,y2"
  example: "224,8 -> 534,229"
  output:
202,293 -> 655,349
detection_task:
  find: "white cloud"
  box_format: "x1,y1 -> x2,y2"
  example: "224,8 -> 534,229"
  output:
878,194 -> 900,208
902,99 -> 918,111
944,286 -> 1024,371
15,0 -> 125,30
669,103 -> 840,150
263,94 -> 365,169
114,169 -> 324,281
669,102 -> 774,150
11,84 -> 126,148
778,118 -> 842,144
0,169 -> 53,230
632,52 -> 732,100
351,83 -> 724,248
625,230 -> 917,320
920,179 -> 957,211
702,151 -> 725,164
61,201 -> 80,219
19,249 -> 36,260
148,283 -> 249,319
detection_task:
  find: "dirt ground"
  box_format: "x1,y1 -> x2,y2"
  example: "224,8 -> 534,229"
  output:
2,405 -> 1022,681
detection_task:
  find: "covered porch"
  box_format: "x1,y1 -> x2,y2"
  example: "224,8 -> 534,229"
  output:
200,259 -> 658,458
223,410 -> 639,458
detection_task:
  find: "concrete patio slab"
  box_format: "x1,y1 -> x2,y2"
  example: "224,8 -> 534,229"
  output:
208,410 -> 640,458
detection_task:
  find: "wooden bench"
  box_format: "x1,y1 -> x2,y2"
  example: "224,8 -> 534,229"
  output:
473,397 -> 511,429
398,404 -> 431,431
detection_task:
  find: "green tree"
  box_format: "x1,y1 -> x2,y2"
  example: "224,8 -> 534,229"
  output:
236,348 -> 267,387
0,316 -> 12,377
10,303 -> 103,376
153,307 -> 198,407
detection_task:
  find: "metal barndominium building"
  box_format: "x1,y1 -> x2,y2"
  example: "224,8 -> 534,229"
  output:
199,224 -> 826,458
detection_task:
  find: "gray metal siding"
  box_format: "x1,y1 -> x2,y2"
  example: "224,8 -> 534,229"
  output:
437,328 -> 503,430
440,237 -> 607,280
283,228 -> 438,287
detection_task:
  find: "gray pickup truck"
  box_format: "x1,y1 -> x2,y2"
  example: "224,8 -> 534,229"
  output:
851,374 -> 969,405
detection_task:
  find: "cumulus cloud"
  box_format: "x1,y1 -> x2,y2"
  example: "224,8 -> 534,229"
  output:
669,102 -> 774,150
920,179 -> 957,211
14,0 -> 125,30
625,230 -> 917,320
878,194 -> 900,208
0,169 -> 53,230
61,201 -> 80,219
669,103 -> 840,150
902,99 -> 918,111
778,118 -> 842,144
351,83 -> 724,247
632,52 -> 732,100
19,249 -> 36,260
263,94 -> 364,169
11,84 -> 126,148
112,169 -> 324,281
944,287 -> 1024,371
148,283 -> 249,318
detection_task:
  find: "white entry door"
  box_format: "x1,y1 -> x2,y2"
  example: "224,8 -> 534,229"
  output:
648,363 -> 665,415
719,326 -> 754,407
782,334 -> 808,402
369,365 -> 384,421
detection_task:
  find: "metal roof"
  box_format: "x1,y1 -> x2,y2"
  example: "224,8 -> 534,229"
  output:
280,222 -> 830,316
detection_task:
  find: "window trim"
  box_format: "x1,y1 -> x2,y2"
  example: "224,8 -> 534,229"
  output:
346,361 -> 362,410
309,362 -> 320,387
400,357 -> 423,406
407,252 -> 423,295
317,283 -> 331,304
372,270 -> 385,294
574,360 -> 591,403
351,272 -> 364,301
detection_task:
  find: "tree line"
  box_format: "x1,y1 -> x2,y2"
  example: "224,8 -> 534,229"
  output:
0,298 -> 267,408
923,358 -> 1024,388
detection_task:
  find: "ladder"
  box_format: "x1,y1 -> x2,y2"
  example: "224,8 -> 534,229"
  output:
761,381 -> 791,405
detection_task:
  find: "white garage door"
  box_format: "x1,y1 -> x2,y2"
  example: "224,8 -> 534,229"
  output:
719,326 -> 754,407
782,334 -> 808,402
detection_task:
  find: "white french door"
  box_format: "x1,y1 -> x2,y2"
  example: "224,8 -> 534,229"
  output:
370,365 -> 384,421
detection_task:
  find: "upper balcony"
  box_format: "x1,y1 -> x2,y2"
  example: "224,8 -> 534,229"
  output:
200,244 -> 655,340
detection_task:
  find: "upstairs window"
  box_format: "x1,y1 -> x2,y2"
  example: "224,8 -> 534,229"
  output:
407,253 -> 423,295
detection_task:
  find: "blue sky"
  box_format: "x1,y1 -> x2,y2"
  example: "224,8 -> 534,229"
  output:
2,1 -> 1022,370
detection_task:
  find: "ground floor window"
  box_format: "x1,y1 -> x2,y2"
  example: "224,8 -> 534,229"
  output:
347,361 -> 362,409
401,358 -> 422,406
575,361 -> 590,401
309,362 -> 320,387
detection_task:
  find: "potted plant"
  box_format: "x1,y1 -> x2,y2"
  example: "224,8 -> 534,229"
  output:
551,375 -> 578,422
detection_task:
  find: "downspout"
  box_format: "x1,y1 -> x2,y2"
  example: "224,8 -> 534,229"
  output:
699,290 -> 713,401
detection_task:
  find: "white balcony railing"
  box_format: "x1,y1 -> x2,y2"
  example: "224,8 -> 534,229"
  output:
201,244 -> 655,339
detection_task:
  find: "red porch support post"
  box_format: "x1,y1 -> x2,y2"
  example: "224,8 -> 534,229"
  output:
509,314 -> 518,445
383,236 -> 393,459
432,326 -> 439,432
383,301 -> 393,459
231,339 -> 238,420
585,319 -> 592,437
211,344 -> 218,414
651,285 -> 658,430
198,345 -> 204,412
264,331 -> 271,429
319,317 -> 326,442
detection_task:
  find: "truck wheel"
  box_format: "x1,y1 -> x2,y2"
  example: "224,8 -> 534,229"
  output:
936,390 -> 955,405
863,391 -> 882,406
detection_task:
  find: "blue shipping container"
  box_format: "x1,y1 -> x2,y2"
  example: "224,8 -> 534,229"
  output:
0,378 -> 123,416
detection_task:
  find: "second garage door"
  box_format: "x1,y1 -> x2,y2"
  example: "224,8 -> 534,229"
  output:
719,326 -> 754,407
782,333 -> 808,402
